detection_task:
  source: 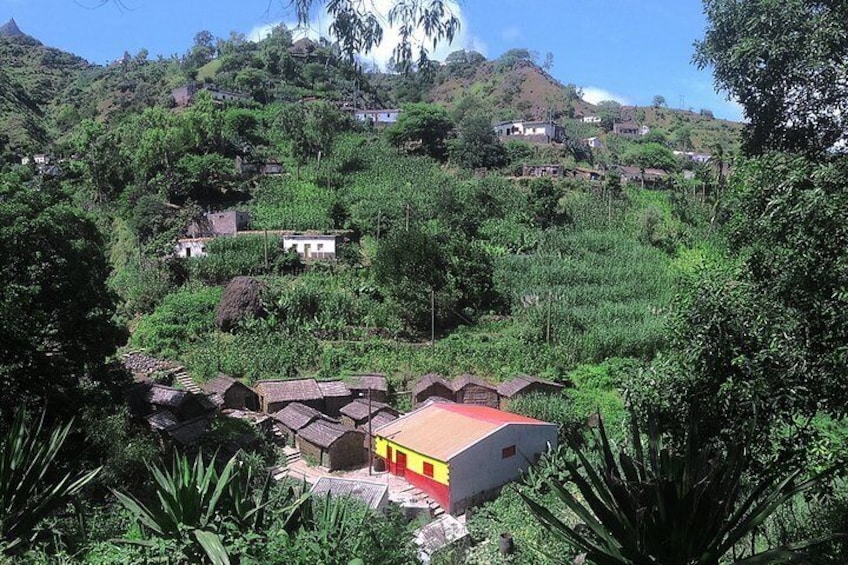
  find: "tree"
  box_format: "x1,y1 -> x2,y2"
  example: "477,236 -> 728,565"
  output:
0,182 -> 120,417
293,0 -> 460,68
385,103 -> 454,161
695,0 -> 848,155
447,110 -> 506,169
596,100 -> 622,131
542,51 -> 554,71
651,94 -> 666,108
623,142 -> 678,172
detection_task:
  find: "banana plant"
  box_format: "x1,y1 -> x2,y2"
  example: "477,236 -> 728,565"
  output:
114,451 -> 308,565
521,416 -> 843,565
0,409 -> 101,555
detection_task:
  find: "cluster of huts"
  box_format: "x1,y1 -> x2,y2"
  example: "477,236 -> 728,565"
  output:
413,373 -> 564,410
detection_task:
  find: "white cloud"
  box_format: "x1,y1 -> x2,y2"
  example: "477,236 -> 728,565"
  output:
248,0 -> 485,69
581,87 -> 631,106
501,26 -> 521,42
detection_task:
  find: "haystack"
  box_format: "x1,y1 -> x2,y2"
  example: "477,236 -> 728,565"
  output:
215,276 -> 265,331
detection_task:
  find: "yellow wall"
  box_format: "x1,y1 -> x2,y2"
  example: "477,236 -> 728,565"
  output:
374,436 -> 450,485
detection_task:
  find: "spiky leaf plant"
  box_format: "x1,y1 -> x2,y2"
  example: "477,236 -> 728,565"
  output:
0,409 -> 101,555
521,416 -> 842,565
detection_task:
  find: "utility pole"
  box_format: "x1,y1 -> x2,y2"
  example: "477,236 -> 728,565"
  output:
367,387 -> 373,475
431,288 -> 436,347
263,229 -> 269,271
546,293 -> 552,345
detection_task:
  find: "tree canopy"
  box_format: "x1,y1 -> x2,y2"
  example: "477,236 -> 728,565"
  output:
696,0 -> 848,155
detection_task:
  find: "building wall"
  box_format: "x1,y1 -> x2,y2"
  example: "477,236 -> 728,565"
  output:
350,388 -> 388,404
375,436 -> 451,509
413,384 -> 455,406
448,424 -> 557,514
323,394 -> 352,418
207,211 -> 251,235
282,236 -> 338,260
174,239 -> 210,258
263,397 -> 324,414
454,385 -> 499,408
223,385 -> 259,411
328,431 -> 367,470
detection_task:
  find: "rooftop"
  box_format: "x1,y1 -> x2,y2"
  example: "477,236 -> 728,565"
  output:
346,374 -> 388,392
497,374 -> 565,398
255,379 -> 323,403
272,402 -> 325,431
375,403 -> 553,461
339,398 -> 395,421
317,380 -> 351,398
310,477 -> 388,510
412,373 -> 451,395
299,420 -> 359,448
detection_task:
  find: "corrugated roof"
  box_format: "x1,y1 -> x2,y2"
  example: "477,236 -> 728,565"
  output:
299,420 -> 359,448
272,402 -> 323,430
497,375 -> 565,398
311,477 -> 388,510
346,374 -> 388,392
255,379 -> 323,403
412,373 -> 451,396
375,403 -> 553,461
317,380 -> 351,398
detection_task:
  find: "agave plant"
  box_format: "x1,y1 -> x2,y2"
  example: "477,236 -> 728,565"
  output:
521,416 -> 842,565
0,409 -> 101,555
114,451 -> 308,565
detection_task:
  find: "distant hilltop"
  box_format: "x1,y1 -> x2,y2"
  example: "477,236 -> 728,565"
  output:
0,18 -> 24,38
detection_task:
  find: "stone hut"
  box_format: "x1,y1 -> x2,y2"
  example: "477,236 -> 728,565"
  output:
413,373 -> 454,406
201,373 -> 259,411
255,379 -> 324,413
317,380 -> 353,417
347,374 -> 389,404
451,375 -> 499,408
339,398 -> 399,429
497,375 -> 566,410
296,420 -> 365,471
271,402 -> 330,446
129,383 -> 216,421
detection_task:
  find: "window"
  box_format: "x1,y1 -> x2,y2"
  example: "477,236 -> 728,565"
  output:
422,462 -> 434,477
502,445 -> 516,459
317,243 -> 324,251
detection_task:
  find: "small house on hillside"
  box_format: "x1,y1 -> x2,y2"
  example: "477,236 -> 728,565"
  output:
129,383 -> 216,421
311,477 -> 389,512
581,116 -> 601,124
271,402 -> 333,446
522,164 -> 564,178
584,137 -> 603,149
172,83 -> 251,107
355,109 -> 401,126
174,238 -> 211,259
256,379 -> 324,413
346,374 -> 389,404
282,234 -> 341,261
612,122 -> 640,137
201,374 -> 259,411
317,380 -> 353,417
497,375 -> 566,409
493,120 -> 564,144
451,375 -> 499,408
188,211 -> 251,237
374,403 -> 557,514
297,420 -> 365,470
413,374 -> 454,407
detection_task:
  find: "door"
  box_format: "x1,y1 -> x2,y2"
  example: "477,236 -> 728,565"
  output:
304,243 -> 311,259
386,446 -> 393,473
396,451 -> 407,477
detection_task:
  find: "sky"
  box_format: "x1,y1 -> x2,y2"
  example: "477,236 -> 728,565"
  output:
0,0 -> 744,121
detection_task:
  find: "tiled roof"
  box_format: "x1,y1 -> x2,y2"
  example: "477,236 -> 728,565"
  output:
272,402 -> 324,431
339,398 -> 395,421
146,410 -> 179,431
375,403 -> 554,461
369,411 -> 398,431
146,385 -> 189,409
311,477 -> 388,510
412,373 -> 451,395
451,374 -> 497,392
346,374 -> 388,392
167,417 -> 210,446
317,380 -> 351,398
298,420 -> 359,448
255,379 -> 323,403
497,375 -> 565,398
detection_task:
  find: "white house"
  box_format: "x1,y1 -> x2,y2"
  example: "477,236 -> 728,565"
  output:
355,109 -> 401,126
282,234 -> 340,260
582,116 -> 602,124
584,137 -> 603,148
174,238 -> 211,259
493,120 -> 564,143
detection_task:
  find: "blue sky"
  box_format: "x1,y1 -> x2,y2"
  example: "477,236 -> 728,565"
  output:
0,0 -> 743,120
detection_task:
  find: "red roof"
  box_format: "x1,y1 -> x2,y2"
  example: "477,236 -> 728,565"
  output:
434,403 -> 548,425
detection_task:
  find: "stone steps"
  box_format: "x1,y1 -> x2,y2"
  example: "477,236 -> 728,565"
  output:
172,368 -> 202,394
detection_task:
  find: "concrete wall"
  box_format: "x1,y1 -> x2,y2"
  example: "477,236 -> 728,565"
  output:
282,236 -> 338,260
448,424 -> 557,514
174,239 -> 210,258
